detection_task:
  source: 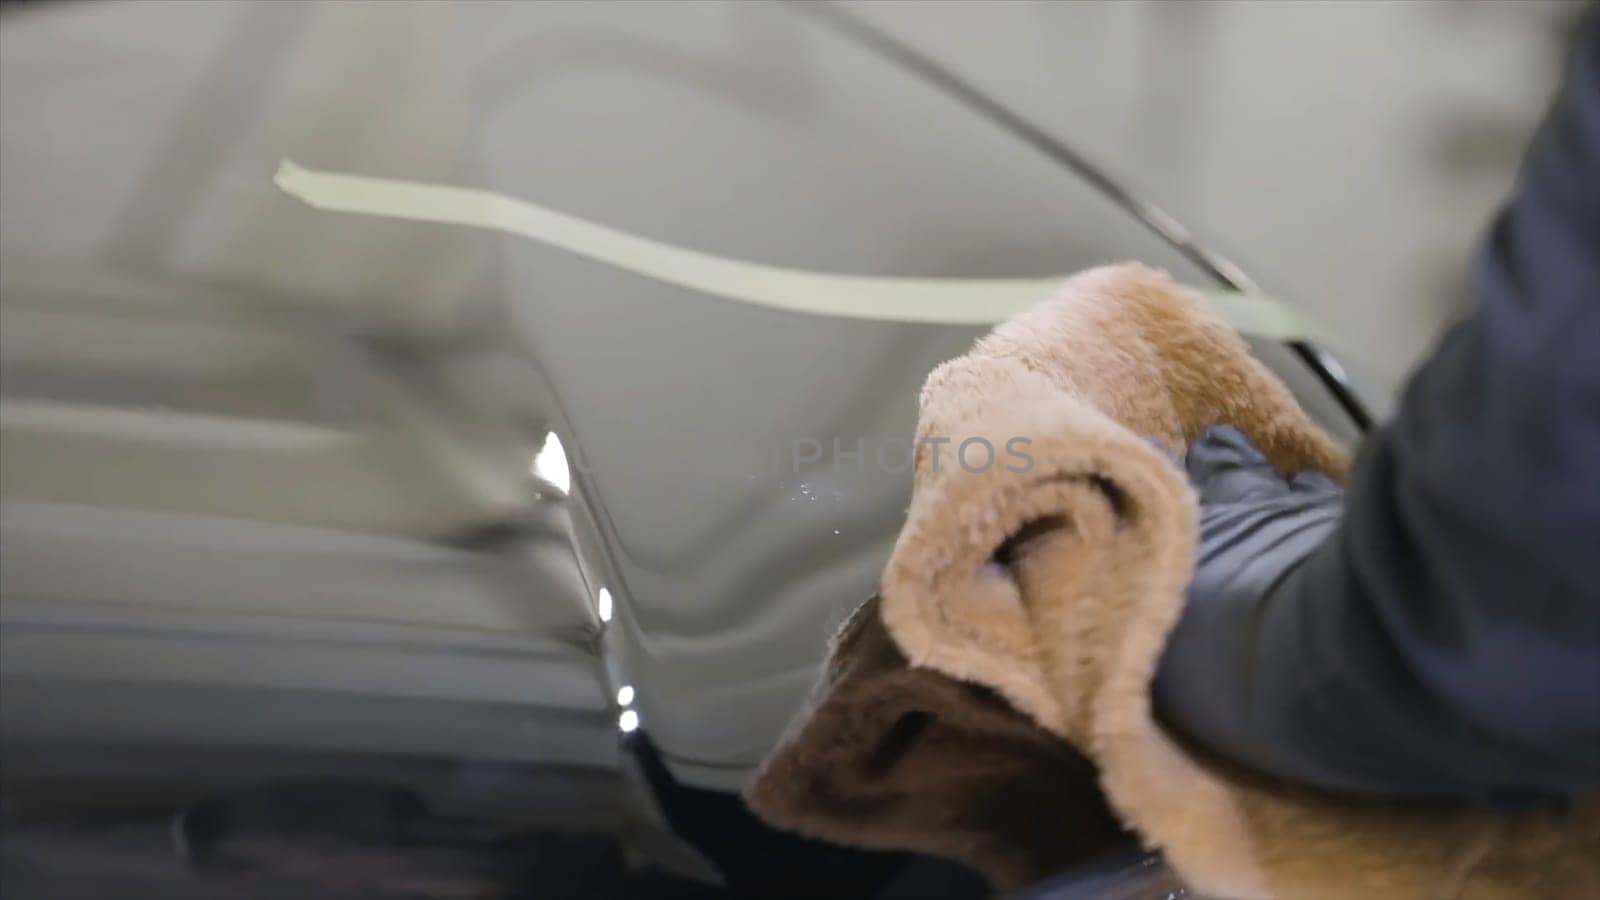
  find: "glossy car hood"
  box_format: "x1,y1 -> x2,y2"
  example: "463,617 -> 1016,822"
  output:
0,0 -> 1364,808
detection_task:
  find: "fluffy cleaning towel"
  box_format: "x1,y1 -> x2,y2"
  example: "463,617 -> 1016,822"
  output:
750,264 -> 1600,898
745,593 -> 1148,892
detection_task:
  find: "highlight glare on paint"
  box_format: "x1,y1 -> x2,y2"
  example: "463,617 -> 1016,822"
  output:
618,709 -> 640,733
532,432 -> 570,494
597,587 -> 613,623
616,685 -> 635,706
1315,346 -> 1350,383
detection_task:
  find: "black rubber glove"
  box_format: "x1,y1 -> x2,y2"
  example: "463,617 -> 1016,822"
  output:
1152,18 -> 1600,802
1152,425 -> 1343,779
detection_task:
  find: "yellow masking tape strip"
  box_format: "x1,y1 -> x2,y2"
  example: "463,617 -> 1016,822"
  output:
275,160 -> 1306,338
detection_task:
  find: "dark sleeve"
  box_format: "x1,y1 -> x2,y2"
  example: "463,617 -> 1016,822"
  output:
1166,20 -> 1600,804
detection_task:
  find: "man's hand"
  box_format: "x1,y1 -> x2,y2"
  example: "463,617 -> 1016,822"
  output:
1152,425 -> 1343,777
1153,14 -> 1600,801
1182,425 -> 1342,610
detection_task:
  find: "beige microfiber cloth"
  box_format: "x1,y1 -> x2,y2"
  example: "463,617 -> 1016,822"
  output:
751,264 -> 1600,898
746,593 -> 1146,892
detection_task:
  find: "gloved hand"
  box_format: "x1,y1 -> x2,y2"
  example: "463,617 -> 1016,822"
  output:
1152,424 -> 1343,772
1184,424 -> 1342,596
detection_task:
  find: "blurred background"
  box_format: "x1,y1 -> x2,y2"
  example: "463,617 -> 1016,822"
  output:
835,0 -> 1583,393
0,1 -> 1586,898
